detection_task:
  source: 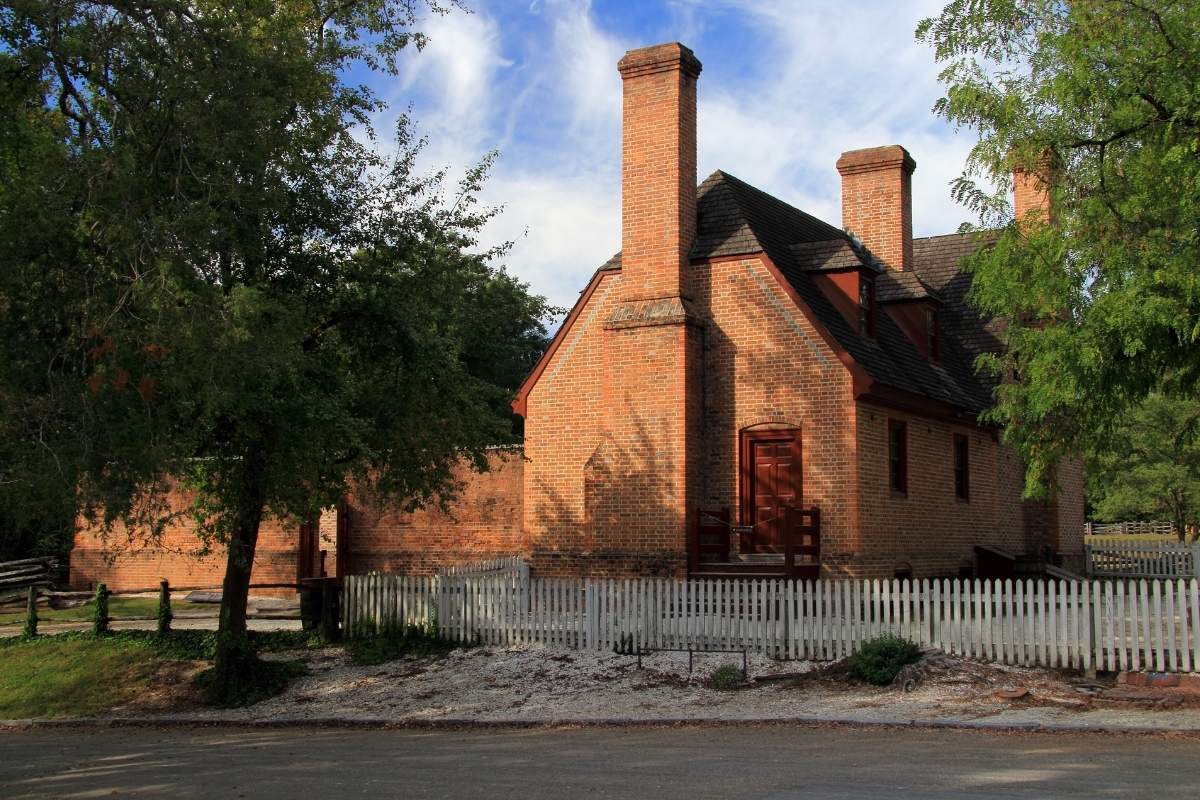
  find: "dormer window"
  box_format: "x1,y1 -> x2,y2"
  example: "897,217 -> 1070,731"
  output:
859,277 -> 875,337
925,307 -> 940,361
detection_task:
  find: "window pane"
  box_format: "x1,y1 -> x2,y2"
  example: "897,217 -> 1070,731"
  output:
953,434 -> 969,500
888,420 -> 907,494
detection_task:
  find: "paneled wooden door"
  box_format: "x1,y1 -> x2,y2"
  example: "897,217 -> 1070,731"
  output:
742,430 -> 802,553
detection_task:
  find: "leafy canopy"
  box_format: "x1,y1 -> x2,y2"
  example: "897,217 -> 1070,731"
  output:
0,1 -> 553,553
1087,394 -> 1200,541
917,1 -> 1200,493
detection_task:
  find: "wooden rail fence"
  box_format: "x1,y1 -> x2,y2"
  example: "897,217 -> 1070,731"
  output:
1085,539 -> 1199,579
343,574 -> 1200,674
1087,521 -> 1179,537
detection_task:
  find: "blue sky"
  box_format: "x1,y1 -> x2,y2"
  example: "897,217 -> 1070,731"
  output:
369,0 -> 979,311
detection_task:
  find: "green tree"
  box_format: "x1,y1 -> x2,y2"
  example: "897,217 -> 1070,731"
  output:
1087,395 -> 1200,542
917,1 -> 1200,494
0,1 -> 552,700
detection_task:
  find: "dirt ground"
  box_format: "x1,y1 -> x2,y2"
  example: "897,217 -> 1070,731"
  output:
124,644 -> 1200,730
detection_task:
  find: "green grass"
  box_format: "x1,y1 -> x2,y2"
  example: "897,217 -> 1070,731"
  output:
0,634 -> 166,718
0,630 -> 320,719
0,596 -> 165,626
196,659 -> 310,708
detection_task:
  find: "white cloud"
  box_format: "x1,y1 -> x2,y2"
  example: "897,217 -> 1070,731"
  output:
376,0 -> 989,311
397,10 -> 510,137
479,169 -> 620,312
549,1 -> 624,135
690,0 -> 977,236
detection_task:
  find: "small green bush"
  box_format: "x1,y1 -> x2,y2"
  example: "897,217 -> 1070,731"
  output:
156,580 -> 172,636
92,584 -> 110,636
846,634 -> 921,686
709,662 -> 744,691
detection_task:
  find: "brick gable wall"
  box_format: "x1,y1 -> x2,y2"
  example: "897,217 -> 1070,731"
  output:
523,271 -> 691,576
688,256 -> 858,570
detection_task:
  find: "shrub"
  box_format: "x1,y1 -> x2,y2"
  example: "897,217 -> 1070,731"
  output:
846,635 -> 921,686
156,580 -> 172,636
709,662 -> 744,691
92,584 -> 110,636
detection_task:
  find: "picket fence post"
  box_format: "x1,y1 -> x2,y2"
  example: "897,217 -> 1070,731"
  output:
338,572 -> 1200,675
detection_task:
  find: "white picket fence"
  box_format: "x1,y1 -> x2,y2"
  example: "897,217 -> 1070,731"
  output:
342,574 -> 1200,674
1087,521 -> 1178,537
1086,538 -> 1199,579
438,555 -> 530,579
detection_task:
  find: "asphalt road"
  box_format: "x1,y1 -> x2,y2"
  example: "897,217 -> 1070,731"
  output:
1,724 -> 1197,799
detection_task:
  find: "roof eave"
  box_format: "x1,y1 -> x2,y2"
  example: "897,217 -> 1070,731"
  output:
511,265 -> 616,418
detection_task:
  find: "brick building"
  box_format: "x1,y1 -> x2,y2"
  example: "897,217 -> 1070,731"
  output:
70,41 -> 1083,592
512,41 -> 1082,580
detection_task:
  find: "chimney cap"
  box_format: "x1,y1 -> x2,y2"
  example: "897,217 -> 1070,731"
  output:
618,42 -> 702,80
836,145 -> 916,176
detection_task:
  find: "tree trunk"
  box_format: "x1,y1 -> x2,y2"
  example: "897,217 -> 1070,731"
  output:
209,450 -> 268,701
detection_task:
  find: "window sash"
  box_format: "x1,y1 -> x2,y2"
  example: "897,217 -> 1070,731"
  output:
888,420 -> 907,494
953,434 -> 969,500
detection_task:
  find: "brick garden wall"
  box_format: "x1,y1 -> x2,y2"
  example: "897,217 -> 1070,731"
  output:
344,449 -> 525,575
70,489 -> 301,598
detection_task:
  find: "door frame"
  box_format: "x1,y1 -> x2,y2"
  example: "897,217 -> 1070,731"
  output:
738,427 -> 803,548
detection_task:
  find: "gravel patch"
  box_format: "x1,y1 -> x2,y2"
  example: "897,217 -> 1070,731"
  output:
127,644 -> 1200,731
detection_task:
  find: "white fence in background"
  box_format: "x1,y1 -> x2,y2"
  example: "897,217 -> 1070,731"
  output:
1085,538 -> 1199,579
437,555 -> 530,580
1086,521 -> 1177,537
342,574 -> 1200,674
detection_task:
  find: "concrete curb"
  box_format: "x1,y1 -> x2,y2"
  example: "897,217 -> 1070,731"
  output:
3,715 -> 1198,737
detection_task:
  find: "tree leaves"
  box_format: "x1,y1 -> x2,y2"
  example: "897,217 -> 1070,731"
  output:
0,2 -> 553,548
919,1 -> 1200,492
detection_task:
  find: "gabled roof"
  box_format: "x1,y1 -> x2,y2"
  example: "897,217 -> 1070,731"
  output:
912,232 -> 1004,362
515,171 -> 999,418
788,239 -> 882,273
691,171 -> 993,414
876,270 -> 942,303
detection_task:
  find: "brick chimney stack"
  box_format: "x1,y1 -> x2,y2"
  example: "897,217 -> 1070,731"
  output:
836,145 -> 916,272
617,42 -> 702,301
1013,163 -> 1052,223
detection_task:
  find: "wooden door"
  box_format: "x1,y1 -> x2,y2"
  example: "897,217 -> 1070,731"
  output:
296,516 -> 321,581
743,431 -> 802,553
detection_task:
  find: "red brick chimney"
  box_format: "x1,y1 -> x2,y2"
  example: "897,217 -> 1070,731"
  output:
1013,163 -> 1052,223
617,42 -> 702,301
836,145 -> 916,272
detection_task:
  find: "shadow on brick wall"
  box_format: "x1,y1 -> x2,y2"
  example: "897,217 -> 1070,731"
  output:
528,411 -> 683,578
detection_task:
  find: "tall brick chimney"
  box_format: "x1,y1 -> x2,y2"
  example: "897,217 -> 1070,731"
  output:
836,145 -> 916,272
1013,163 -> 1052,223
592,43 -> 703,578
617,42 -> 701,301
